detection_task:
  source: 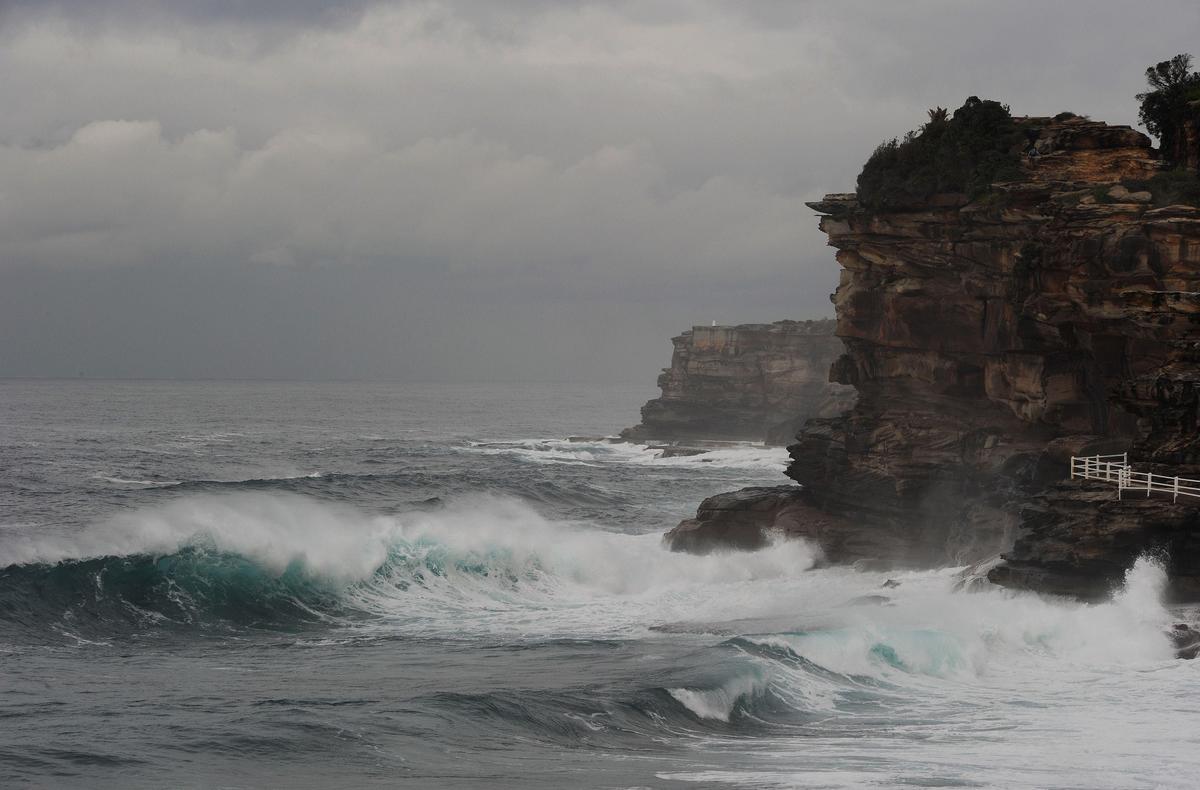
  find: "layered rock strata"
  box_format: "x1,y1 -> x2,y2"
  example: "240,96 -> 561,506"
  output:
671,115 -> 1200,598
622,320 -> 854,445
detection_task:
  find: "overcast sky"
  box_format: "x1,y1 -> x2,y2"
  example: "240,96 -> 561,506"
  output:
2,0 -> 1198,381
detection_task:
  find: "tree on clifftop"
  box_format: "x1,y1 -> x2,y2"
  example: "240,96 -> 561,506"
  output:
856,97 -> 1022,210
1136,53 -> 1200,164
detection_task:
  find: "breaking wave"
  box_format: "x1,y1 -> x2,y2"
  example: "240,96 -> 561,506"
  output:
468,439 -> 790,471
0,493 -> 1183,739
0,490 -> 1189,783
659,556 -> 1180,735
0,493 -> 817,639
1,493 -> 1178,659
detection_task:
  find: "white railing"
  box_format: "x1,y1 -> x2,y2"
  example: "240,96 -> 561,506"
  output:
1069,453 -> 1128,483
1070,452 -> 1200,502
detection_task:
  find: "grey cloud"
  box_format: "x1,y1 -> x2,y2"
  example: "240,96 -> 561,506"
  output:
0,0 -> 375,27
0,122 -> 816,286
1,0 -> 1198,380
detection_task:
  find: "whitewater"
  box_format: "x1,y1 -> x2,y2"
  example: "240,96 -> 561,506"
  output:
2,381 -> 1198,788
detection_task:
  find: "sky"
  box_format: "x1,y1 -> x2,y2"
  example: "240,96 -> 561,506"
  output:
2,0 -> 1198,382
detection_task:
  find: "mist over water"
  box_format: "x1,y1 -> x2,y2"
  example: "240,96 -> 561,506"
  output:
2,381 -> 1198,789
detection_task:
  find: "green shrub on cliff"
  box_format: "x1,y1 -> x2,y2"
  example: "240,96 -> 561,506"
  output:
1147,169 -> 1200,207
1136,54 -> 1200,164
856,97 -> 1024,210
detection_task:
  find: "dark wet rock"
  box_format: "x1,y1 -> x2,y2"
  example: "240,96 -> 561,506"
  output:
665,486 -> 806,554
882,579 -> 902,589
1170,623 -> 1200,659
664,485 -> 910,564
846,594 -> 892,606
988,481 -> 1200,601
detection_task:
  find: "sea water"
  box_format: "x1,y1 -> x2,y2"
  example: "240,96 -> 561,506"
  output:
1,380 -> 1197,788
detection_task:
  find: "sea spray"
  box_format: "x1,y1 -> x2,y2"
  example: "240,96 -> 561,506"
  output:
0,493 -> 400,580
1112,553 -> 1171,622
0,492 -> 820,638
4,492 -> 1180,671
736,556 -> 1177,684
668,672 -> 767,722
657,555 -> 1183,748
338,494 -> 822,637
468,439 -> 791,472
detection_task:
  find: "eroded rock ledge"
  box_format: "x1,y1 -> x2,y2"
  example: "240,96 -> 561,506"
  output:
670,114 -> 1200,599
664,485 -> 913,565
622,319 -> 854,445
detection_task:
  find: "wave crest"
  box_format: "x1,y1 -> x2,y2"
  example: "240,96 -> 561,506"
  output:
0,493 -> 819,639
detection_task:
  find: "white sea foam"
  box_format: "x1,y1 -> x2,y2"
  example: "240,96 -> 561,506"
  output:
0,493 -> 817,634
668,672 -> 767,722
657,557 -> 1194,790
740,556 -> 1176,684
349,495 -> 821,636
4,493 -> 1182,670
0,493 -> 400,580
467,438 -> 790,472
93,474 -> 182,488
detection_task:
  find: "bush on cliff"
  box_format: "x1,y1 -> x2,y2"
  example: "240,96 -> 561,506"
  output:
856,97 -> 1024,210
1136,53 -> 1200,164
1147,169 -> 1200,207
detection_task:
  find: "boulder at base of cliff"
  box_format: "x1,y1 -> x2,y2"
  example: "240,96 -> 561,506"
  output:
664,485 -> 907,563
665,486 -> 807,554
1171,624 -> 1200,660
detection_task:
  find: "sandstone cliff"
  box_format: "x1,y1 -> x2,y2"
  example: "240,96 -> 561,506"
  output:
670,113 -> 1200,599
622,319 -> 854,445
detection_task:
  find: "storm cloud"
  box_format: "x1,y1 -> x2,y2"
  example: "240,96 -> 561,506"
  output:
2,1 -> 1198,380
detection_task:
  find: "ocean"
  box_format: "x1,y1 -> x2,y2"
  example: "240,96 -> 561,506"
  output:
1,380 -> 1197,789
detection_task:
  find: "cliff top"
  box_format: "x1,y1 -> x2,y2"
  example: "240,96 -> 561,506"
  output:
682,318 -> 838,337
843,96 -> 1175,215
808,113 -> 1191,217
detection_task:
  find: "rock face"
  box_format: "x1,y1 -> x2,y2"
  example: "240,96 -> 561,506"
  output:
673,115 -> 1200,598
665,487 -> 811,554
664,485 -> 909,563
989,480 -> 1200,601
622,320 -> 854,445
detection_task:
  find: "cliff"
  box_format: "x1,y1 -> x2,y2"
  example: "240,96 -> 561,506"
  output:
622,319 -> 854,445
670,113 -> 1200,599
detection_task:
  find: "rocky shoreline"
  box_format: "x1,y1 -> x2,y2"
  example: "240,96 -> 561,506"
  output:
664,112 -> 1200,600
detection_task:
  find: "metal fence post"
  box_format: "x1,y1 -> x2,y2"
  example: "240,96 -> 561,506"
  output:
1067,453 -> 1199,503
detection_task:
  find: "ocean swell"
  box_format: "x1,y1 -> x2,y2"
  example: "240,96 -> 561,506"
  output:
0,492 -> 819,640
